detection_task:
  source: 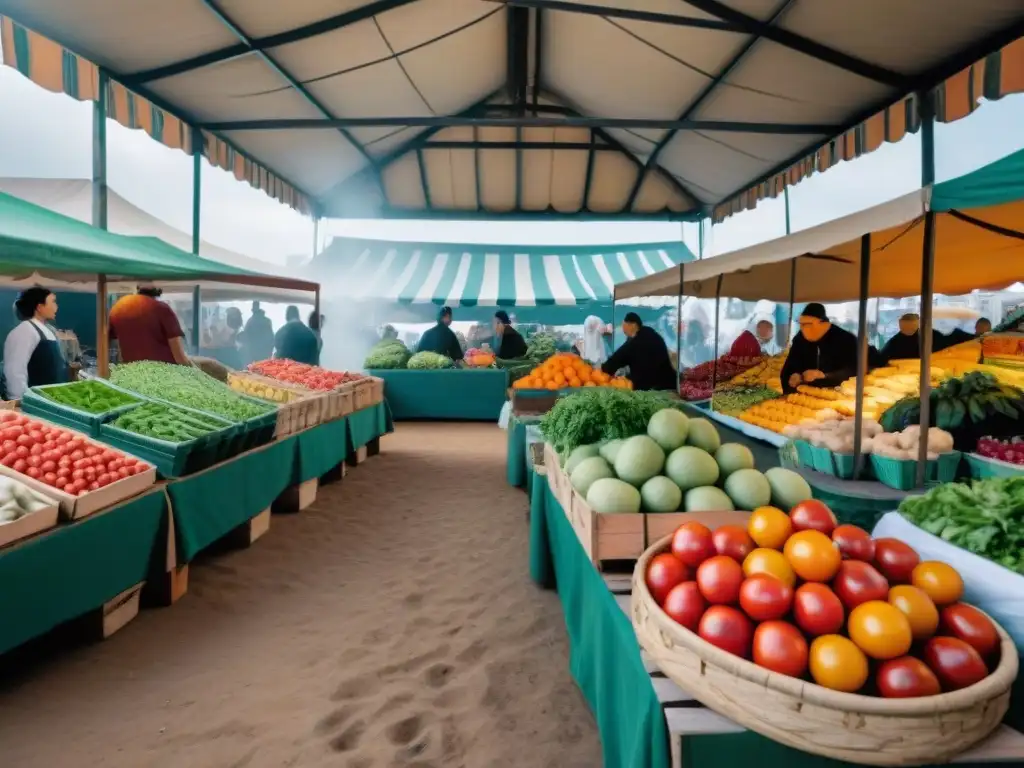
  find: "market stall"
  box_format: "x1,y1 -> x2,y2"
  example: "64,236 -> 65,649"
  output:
529,388 -> 1024,768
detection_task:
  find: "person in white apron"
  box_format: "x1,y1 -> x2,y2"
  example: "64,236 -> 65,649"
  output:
3,287 -> 67,400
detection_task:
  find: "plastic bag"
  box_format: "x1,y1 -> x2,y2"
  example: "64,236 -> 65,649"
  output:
873,512 -> 1024,654
498,400 -> 511,430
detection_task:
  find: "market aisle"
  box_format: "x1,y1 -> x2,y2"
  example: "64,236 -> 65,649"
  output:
0,423 -> 602,768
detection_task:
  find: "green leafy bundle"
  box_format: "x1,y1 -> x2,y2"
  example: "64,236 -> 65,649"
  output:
540,388 -> 684,456
406,351 -> 454,370
881,371 -> 1023,432
364,339 -> 411,369
711,385 -> 780,415
496,332 -> 559,382
37,380 -> 140,413
899,476 -> 1024,574
111,402 -> 229,443
110,362 -> 274,421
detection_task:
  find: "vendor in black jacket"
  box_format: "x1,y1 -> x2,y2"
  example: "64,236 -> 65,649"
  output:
781,303 -> 858,395
493,310 -> 527,358
879,313 -> 949,363
602,312 -> 677,391
417,306 -> 464,362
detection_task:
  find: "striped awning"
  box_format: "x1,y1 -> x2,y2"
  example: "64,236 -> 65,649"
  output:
308,238 -> 692,307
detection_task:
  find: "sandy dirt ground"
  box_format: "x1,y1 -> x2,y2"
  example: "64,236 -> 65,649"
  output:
0,423 -> 602,768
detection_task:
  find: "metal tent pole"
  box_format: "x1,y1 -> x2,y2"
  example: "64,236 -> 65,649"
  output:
191,128 -> 202,355
916,92 -> 937,488
852,234 -> 871,476
710,274 -> 724,406
92,70 -> 110,376
676,262 -> 684,379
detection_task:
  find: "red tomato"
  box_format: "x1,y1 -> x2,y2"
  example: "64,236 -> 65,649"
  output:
12,459 -> 27,473
26,456 -> 41,469
26,467 -> 41,479
0,411 -> 16,422
832,560 -> 889,611
646,553 -> 691,605
671,522 -> 717,568
57,467 -> 70,479
43,472 -> 57,485
27,429 -> 43,442
70,450 -> 84,462
696,555 -> 744,605
738,574 -> 793,621
662,581 -> 706,631
15,434 -> 32,447
940,604 -> 1000,657
40,460 -> 56,473
97,473 -> 112,487
752,621 -> 808,677
873,539 -> 920,584
84,446 -> 100,458
712,525 -> 755,562
875,656 -> 942,698
789,500 -> 837,535
793,583 -> 845,636
29,444 -> 43,456
70,479 -> 87,493
831,524 -> 876,562
88,482 -> 99,491
0,440 -> 15,454
698,606 -> 753,658
1,455 -> 16,468
71,469 -> 85,480
923,637 -> 989,691
14,446 -> 28,459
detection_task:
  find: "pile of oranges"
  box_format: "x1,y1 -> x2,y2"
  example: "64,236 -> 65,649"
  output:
512,352 -> 633,391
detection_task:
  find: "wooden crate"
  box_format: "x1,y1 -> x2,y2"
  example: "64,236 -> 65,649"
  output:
90,583 -> 143,639
568,489 -> 645,566
353,380 -> 373,411
320,460 -> 347,485
601,573 -> 1024,768
273,478 -> 317,513
366,436 -> 381,457
346,445 -> 368,467
144,504 -> 189,607
226,507 -> 271,547
644,510 -> 752,547
368,376 -> 385,405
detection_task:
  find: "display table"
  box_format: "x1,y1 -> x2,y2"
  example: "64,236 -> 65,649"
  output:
528,470 -> 1024,768
0,488 -> 167,656
507,414 -> 542,489
368,368 -> 508,421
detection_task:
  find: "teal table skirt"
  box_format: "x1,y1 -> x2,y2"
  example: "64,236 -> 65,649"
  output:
0,488 -> 168,656
530,475 -> 671,768
507,416 -> 543,489
368,369 -> 508,421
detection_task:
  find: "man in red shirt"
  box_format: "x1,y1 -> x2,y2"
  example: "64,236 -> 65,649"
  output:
109,283 -> 191,365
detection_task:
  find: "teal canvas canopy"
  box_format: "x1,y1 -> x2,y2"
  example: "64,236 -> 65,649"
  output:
931,146 -> 1024,212
0,190 -> 317,293
309,237 -> 693,308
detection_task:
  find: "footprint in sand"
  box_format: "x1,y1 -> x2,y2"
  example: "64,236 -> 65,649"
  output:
424,663 -> 454,689
313,706 -> 354,735
455,639 -> 488,664
330,674 -> 376,702
328,720 -> 366,753
403,591 -> 425,608
386,714 -> 423,745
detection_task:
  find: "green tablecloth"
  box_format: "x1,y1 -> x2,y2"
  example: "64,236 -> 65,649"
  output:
507,415 -> 543,488
529,475 -> 671,768
348,401 -> 392,450
293,416 -> 349,483
0,488 -> 167,655
368,369 -> 508,421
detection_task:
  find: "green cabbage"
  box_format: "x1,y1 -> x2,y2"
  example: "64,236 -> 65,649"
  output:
364,339 -> 411,369
407,351 -> 454,370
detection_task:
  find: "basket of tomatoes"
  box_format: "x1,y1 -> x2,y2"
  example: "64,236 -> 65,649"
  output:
631,501 -> 1018,766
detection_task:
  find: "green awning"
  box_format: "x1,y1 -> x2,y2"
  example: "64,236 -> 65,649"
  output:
931,146 -> 1024,212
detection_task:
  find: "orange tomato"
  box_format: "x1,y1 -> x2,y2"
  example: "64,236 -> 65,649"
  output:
888,585 -> 939,641
742,548 -> 796,588
747,506 -> 792,550
847,600 -> 913,660
911,561 -> 964,606
809,635 -> 869,692
783,530 -> 841,582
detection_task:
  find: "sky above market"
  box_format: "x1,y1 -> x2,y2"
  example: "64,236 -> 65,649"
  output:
0,37 -> 1023,269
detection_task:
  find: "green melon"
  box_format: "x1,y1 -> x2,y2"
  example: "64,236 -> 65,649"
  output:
640,476 -> 683,513
587,478 -> 642,514
570,456 -> 614,496
723,468 -> 772,510
665,446 -> 720,491
686,418 -> 721,454
685,486 -> 735,512
613,435 -> 665,487
598,439 -> 625,465
765,467 -> 814,510
564,444 -> 601,475
647,408 -> 690,451
715,443 -> 755,479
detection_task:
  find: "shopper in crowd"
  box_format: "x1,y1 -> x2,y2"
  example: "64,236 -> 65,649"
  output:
416,306 -> 464,362
493,310 -> 527,358
309,311 -> 325,357
241,300 -> 275,364
602,312 -> 677,391
109,282 -> 191,366
976,317 -> 992,335
2,287 -> 67,399
780,303 -> 858,394
679,319 -> 714,369
580,315 -> 611,366
755,319 -> 781,355
274,305 -> 320,365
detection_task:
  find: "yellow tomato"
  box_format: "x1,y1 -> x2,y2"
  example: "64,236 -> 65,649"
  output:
847,600 -> 913,660
911,561 -> 964,606
809,635 -> 869,692
783,530 -> 841,582
747,506 -> 792,550
742,548 -> 796,588
888,585 -> 939,641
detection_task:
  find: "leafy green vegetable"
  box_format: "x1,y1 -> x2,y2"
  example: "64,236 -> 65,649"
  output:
407,351 -> 454,370
540,388 -> 685,457
881,372 -> 1022,432
112,402 -> 230,443
35,380 -> 140,413
898,476 -> 1024,574
364,339 -> 411,369
496,332 -> 559,382
110,362 -> 275,421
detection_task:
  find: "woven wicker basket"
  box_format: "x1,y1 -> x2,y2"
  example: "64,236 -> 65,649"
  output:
632,535 -> 1018,766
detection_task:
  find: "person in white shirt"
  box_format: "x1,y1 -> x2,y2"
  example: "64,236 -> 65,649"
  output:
755,319 -> 782,356
3,287 -> 67,400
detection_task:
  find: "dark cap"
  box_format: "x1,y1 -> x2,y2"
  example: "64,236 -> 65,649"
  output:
438,306 -> 452,320
800,302 -> 828,321
494,310 -> 510,324
623,312 -> 642,326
